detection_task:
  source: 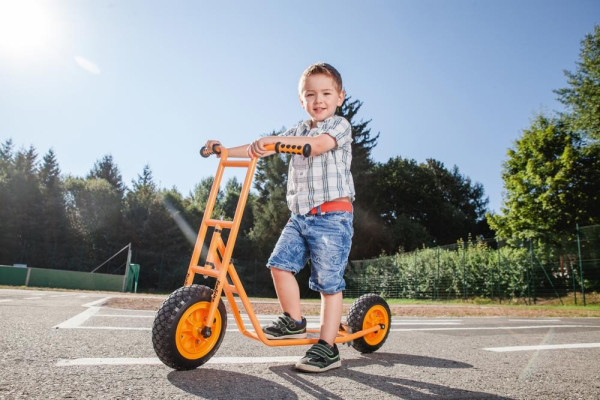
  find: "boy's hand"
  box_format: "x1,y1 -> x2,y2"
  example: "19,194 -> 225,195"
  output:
250,137 -> 270,158
204,140 -> 222,157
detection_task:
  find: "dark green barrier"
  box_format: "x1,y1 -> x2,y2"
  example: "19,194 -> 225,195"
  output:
27,268 -> 123,291
0,266 -> 28,286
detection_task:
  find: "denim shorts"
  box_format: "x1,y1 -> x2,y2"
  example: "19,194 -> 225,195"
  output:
267,211 -> 353,294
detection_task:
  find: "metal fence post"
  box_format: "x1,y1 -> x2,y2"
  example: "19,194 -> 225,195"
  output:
496,239 -> 502,303
436,246 -> 440,301
528,240 -> 533,305
576,224 -> 586,306
462,243 -> 466,300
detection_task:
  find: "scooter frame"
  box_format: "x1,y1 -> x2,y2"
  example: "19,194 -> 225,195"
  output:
152,143 -> 390,369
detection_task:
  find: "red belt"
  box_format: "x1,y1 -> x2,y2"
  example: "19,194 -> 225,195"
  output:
308,201 -> 353,215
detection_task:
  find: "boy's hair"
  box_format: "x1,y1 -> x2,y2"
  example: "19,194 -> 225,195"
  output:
298,63 -> 343,93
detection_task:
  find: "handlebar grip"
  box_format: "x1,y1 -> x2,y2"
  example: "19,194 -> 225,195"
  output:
199,144 -> 221,158
272,142 -> 311,157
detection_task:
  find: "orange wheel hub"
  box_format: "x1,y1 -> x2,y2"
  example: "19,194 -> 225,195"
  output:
175,302 -> 222,360
362,304 -> 389,346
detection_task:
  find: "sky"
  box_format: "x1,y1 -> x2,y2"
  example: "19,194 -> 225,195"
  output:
1,0 -> 599,214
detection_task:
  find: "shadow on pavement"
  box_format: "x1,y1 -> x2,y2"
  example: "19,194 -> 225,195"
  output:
268,352 -> 515,400
167,352 -> 514,399
167,368 -> 297,399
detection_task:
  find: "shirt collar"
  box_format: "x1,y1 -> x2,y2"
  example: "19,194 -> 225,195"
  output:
301,116 -> 335,130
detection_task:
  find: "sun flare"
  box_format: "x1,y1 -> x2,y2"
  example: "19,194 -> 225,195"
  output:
0,1 -> 58,57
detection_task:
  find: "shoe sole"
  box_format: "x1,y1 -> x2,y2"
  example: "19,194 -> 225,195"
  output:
294,359 -> 341,373
264,332 -> 307,339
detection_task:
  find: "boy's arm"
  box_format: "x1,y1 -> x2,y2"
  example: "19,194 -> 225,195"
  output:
250,134 -> 335,157
205,132 -> 336,159
204,140 -> 264,158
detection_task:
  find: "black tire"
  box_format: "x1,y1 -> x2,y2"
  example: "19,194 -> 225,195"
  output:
347,293 -> 391,353
152,284 -> 227,370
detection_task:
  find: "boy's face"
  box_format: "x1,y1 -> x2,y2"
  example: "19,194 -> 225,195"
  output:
299,73 -> 344,124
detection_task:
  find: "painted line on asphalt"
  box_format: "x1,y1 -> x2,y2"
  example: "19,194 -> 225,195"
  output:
96,314 -> 155,318
508,319 -> 561,322
83,297 -> 110,308
390,324 -> 599,332
392,322 -> 462,326
0,299 -> 13,303
57,323 -> 597,333
24,297 -> 43,300
56,356 -> 300,367
54,306 -> 101,329
484,343 -> 600,352
62,326 -> 151,331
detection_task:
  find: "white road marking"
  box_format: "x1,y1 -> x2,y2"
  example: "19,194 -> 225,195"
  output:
63,326 -> 151,331
83,297 -> 110,308
56,356 -> 300,367
508,319 -> 561,322
0,299 -> 13,303
24,297 -> 42,300
484,343 -> 600,352
96,314 -> 154,318
54,306 -> 101,329
390,324 -> 598,332
392,322 -> 462,326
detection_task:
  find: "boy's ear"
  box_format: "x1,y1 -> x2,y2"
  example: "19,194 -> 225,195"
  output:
337,90 -> 345,106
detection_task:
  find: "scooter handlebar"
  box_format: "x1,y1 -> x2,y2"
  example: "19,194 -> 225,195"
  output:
266,142 -> 311,157
199,142 -> 311,158
199,143 -> 221,158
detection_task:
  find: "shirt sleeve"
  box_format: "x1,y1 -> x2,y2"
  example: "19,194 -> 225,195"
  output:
319,117 -> 352,148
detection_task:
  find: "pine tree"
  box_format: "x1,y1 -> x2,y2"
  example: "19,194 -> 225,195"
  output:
555,25 -> 600,141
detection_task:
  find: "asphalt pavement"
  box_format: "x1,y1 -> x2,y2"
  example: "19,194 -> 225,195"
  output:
1,288 -> 600,399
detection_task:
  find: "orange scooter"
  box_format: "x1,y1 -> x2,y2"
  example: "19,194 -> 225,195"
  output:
152,143 -> 391,370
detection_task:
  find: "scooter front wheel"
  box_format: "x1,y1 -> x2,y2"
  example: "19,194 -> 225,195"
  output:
152,284 -> 227,370
347,293 -> 391,353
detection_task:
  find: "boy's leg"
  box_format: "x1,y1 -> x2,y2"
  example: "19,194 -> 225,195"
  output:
319,291 -> 343,345
262,267 -> 307,339
295,291 -> 343,372
271,268 -> 301,320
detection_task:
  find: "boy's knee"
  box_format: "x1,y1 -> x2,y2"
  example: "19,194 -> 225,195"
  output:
270,267 -> 292,277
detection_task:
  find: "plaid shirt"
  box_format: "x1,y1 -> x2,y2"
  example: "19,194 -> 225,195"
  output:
280,115 -> 355,215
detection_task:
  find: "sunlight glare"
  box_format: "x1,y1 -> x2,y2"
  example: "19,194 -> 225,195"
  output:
0,0 -> 58,57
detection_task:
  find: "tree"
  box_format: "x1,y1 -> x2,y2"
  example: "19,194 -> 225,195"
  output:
370,156 -> 489,254
88,154 -> 126,197
249,150 -> 290,260
488,115 -> 600,242
38,149 -> 70,268
0,140 -> 16,263
189,177 -> 223,216
123,166 -> 190,290
65,177 -> 123,269
338,97 -> 382,259
3,146 -> 44,266
555,25 -> 600,141
338,97 -> 379,174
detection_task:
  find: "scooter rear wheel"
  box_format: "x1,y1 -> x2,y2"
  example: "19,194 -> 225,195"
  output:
347,293 -> 391,353
152,284 -> 227,370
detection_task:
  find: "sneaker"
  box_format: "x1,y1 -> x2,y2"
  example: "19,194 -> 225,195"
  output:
295,339 -> 341,372
263,312 -> 307,339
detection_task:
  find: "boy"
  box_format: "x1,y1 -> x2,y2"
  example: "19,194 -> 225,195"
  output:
204,62 -> 354,372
